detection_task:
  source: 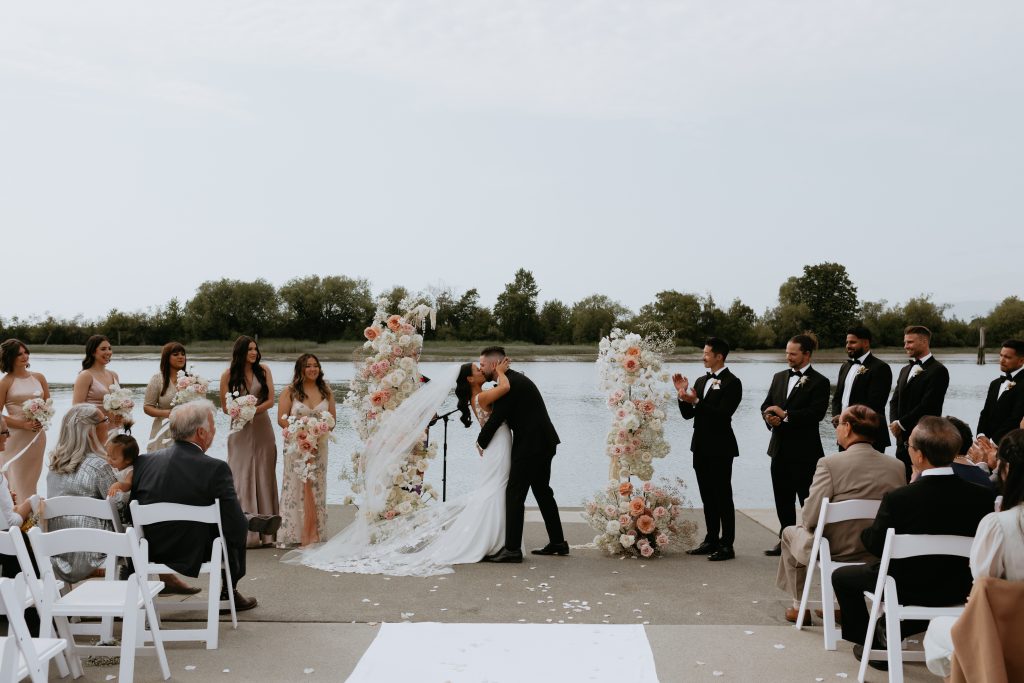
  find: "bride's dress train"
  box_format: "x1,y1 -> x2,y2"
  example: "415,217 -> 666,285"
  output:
282,366 -> 510,577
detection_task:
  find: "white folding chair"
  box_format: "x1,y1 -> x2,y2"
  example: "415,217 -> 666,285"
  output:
795,497 -> 882,650
129,499 -> 237,649
0,575 -> 67,683
32,495 -> 124,643
857,528 -> 973,683
0,528 -> 70,679
27,526 -> 170,682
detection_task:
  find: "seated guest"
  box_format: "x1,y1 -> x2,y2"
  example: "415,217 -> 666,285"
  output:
46,404 -> 125,583
831,416 -> 995,670
776,405 -> 906,622
943,416 -> 996,490
130,399 -> 280,611
925,428 -> 1024,677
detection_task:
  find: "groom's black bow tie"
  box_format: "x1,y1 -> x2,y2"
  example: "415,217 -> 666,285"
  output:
789,370 -> 803,378
1002,373 -> 1014,382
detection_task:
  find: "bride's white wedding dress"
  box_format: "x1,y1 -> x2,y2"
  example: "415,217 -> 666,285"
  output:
282,365 -> 510,577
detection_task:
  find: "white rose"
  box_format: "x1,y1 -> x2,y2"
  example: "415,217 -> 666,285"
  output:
618,501 -> 630,513
619,534 -> 636,548
398,501 -> 413,514
606,520 -> 621,534
400,357 -> 415,371
399,335 -> 412,346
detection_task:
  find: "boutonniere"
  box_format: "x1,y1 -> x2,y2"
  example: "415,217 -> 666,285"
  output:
856,365 -> 868,376
796,376 -> 808,388
908,366 -> 923,381
1008,381 -> 1017,390
710,379 -> 722,390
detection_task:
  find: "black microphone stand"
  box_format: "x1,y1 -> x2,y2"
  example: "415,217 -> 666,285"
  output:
428,408 -> 461,502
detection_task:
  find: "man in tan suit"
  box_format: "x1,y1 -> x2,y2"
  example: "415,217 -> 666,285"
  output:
776,404 -> 906,622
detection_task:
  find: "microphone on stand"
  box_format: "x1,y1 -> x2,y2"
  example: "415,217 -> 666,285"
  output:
426,407 -> 461,501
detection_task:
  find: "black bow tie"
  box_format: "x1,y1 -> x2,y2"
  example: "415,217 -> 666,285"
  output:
789,370 -> 803,378
849,359 -> 861,365
706,372 -> 716,378
909,360 -> 923,367
1003,373 -> 1014,382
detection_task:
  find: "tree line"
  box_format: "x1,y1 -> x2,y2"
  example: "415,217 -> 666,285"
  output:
3,265 -> 1023,349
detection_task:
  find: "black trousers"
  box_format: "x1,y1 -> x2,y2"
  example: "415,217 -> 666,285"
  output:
832,564 -> 930,647
504,453 -> 564,551
693,456 -> 735,546
770,453 -> 820,534
894,441 -> 913,481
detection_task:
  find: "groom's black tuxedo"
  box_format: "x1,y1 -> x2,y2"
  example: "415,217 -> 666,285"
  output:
477,369 -> 564,551
889,356 -> 949,478
977,370 -> 1024,444
678,368 -> 741,546
761,365 -> 830,533
831,352 -> 893,451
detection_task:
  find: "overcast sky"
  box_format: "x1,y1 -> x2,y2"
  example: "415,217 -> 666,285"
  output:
2,2 -> 1021,322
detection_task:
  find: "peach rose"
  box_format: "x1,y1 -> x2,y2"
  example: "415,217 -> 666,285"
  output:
625,346 -> 641,356
621,357 -> 640,372
299,440 -> 313,452
636,515 -> 656,534
629,497 -> 645,516
387,315 -> 403,331
364,326 -> 380,341
618,482 -> 633,496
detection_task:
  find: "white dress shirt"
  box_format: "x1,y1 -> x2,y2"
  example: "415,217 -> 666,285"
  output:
841,352 -> 871,411
786,363 -> 811,398
703,368 -> 727,398
997,366 -> 1023,398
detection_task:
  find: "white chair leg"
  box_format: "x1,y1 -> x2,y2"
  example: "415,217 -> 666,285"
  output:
119,595 -> 139,683
221,539 -> 237,628
53,615 -> 83,679
207,547 -> 222,649
884,580 -> 904,683
795,543 -> 817,631
857,595 -> 883,683
143,592 -> 171,679
821,563 -> 838,651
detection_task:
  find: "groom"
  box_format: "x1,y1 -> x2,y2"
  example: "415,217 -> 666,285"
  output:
476,346 -> 567,563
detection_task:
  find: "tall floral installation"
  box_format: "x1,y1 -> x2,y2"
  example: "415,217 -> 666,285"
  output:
343,298 -> 439,522
585,328 -> 696,557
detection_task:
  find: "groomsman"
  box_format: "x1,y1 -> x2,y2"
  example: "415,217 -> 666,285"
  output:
760,333 -> 830,556
831,325 -> 892,452
673,337 -> 742,562
977,339 -> 1024,444
889,325 -> 949,479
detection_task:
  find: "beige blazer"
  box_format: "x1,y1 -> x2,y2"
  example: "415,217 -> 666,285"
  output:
794,442 -> 907,562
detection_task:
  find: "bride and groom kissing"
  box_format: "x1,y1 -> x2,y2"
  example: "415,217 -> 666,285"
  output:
284,346 -> 567,576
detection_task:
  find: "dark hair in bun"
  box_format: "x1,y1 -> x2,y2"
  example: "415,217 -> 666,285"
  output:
454,363 -> 474,428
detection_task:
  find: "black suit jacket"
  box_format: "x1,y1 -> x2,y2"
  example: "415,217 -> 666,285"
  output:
130,440 -> 248,578
760,366 -> 830,459
477,369 -> 559,459
832,353 -> 893,448
889,357 -> 949,436
977,373 -> 1024,444
678,369 -> 741,460
860,473 -> 994,604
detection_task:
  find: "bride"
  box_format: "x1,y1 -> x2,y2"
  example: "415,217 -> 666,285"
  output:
282,358 -> 512,577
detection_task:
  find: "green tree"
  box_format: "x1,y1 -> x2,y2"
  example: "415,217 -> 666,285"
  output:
493,269 -> 541,342
719,298 -> 758,349
786,263 -> 859,347
984,296 -> 1024,342
570,295 -> 630,344
185,278 -> 280,340
279,275 -> 374,341
634,290 -> 702,345
539,300 -> 572,344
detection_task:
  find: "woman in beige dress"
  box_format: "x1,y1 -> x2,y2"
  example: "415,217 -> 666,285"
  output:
277,353 -> 336,547
219,335 -> 279,548
72,335 -> 126,430
0,339 -> 50,499
144,342 -> 187,447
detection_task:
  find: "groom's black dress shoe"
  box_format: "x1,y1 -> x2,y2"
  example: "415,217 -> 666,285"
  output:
531,542 -> 569,556
707,546 -> 735,561
763,542 -> 782,556
482,548 -> 523,563
686,541 -> 719,556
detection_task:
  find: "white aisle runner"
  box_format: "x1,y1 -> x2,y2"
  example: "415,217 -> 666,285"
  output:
347,622 -> 659,682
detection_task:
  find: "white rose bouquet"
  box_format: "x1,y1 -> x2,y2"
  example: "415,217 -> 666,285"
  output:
225,392 -> 258,433
283,411 -> 337,483
21,397 -> 55,431
171,369 -> 210,406
102,385 -> 135,423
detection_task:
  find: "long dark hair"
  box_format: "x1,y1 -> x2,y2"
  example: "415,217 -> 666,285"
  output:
998,429 -> 1024,511
82,335 -> 110,370
454,363 -> 474,428
159,342 -> 187,394
228,336 -> 268,402
0,339 -> 27,374
290,353 -> 330,403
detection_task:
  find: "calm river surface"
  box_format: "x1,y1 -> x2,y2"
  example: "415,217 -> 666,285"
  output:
16,352 -> 997,508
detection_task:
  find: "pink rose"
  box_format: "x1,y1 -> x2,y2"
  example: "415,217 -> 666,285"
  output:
619,514 -> 631,527
642,482 -> 654,493
229,407 -> 241,418
317,422 -> 330,434
653,506 -> 668,519
656,533 -> 669,546
384,510 -> 396,520
640,543 -> 654,558
392,345 -> 404,357
299,440 -> 313,452
604,505 -> 617,517
282,429 -> 291,439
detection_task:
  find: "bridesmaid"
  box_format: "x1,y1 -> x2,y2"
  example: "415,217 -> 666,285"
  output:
144,342 -> 187,448
72,335 -> 125,429
277,354 -> 336,547
219,336 -> 279,548
0,339 -> 50,499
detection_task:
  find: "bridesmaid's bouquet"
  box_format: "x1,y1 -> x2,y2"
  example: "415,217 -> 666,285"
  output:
171,370 -> 210,406
21,397 -> 55,431
225,392 -> 259,433
283,411 -> 337,482
102,385 -> 135,422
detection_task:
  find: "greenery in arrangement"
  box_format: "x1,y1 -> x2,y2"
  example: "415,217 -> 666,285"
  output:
3,264 -> 1021,351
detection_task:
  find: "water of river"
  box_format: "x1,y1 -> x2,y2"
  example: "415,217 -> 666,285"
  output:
11,352 -> 998,509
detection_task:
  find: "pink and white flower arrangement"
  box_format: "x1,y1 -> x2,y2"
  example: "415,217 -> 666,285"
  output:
21,397 -> 55,431
598,328 -> 673,481
343,298 -> 439,521
585,479 -> 695,557
170,369 -> 210,406
102,385 -> 135,422
283,411 -> 337,483
225,392 -> 258,433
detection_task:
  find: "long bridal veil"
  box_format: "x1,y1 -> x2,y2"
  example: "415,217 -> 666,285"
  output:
282,364 -> 473,576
